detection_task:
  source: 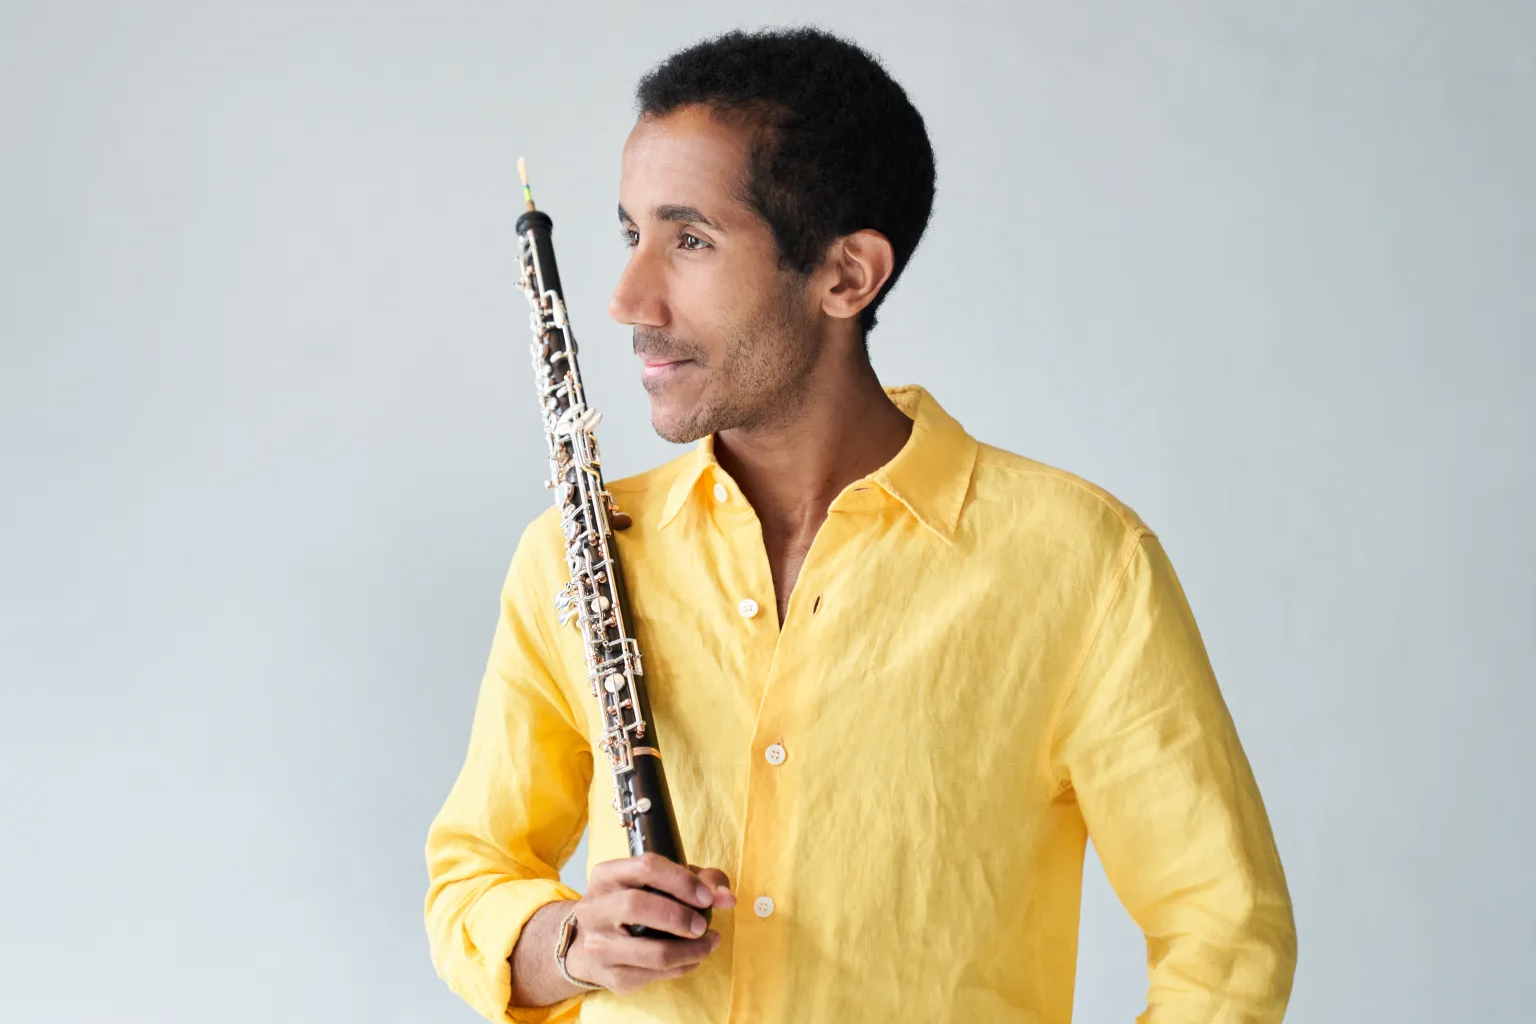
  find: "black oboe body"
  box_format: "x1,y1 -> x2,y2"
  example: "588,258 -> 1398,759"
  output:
513,181 -> 703,939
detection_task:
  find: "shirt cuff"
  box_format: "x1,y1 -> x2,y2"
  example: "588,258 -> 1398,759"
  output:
465,877 -> 587,1024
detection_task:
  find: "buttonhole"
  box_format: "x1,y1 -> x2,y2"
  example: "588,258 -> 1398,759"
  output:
812,594 -> 821,614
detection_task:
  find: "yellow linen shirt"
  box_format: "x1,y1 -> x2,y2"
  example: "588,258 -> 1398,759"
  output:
424,384 -> 1296,1024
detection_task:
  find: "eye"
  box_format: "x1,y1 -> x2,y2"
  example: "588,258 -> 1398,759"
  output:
619,227 -> 639,248
679,232 -> 710,251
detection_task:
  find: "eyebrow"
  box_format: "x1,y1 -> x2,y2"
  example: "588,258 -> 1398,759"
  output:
617,203 -> 725,233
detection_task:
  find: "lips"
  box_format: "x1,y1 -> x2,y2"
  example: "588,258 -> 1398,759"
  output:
640,356 -> 695,385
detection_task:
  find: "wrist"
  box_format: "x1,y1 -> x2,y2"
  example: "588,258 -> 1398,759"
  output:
554,904 -> 604,992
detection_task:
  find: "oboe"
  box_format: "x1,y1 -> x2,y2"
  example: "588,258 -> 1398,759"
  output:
513,160 -> 704,938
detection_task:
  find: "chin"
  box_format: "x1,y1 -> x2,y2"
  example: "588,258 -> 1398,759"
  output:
643,374 -> 712,444
648,405 -> 706,445
648,384 -> 732,444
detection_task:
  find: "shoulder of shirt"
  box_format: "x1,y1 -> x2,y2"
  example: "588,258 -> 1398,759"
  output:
507,503 -> 566,590
969,441 -> 1153,542
604,447 -> 703,527
604,447 -> 698,498
513,448 -> 696,548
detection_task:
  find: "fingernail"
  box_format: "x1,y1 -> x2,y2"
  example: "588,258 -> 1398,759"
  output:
708,930 -> 721,948
695,885 -> 711,905
690,915 -> 706,936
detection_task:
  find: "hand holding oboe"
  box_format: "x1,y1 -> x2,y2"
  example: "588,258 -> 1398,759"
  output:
509,857 -> 735,1006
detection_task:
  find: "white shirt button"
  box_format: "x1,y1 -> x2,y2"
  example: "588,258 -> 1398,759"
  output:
753,895 -> 775,918
737,598 -> 759,619
713,483 -> 729,502
764,742 -> 787,766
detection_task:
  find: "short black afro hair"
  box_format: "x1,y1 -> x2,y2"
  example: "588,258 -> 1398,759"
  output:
636,27 -> 937,339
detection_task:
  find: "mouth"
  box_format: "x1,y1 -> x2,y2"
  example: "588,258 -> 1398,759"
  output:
640,357 -> 695,383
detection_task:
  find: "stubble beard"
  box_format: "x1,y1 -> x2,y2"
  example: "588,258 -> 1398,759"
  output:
644,279 -> 820,444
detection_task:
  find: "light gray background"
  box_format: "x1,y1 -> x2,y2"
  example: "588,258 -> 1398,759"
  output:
2,1 -> 1531,1021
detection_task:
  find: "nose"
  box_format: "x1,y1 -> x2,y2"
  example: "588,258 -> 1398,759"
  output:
608,246 -> 668,327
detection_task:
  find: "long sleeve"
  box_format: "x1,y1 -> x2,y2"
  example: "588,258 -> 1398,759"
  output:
425,514 -> 595,1024
1050,531 -> 1297,1023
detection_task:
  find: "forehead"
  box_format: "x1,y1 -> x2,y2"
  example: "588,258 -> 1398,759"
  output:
619,106 -> 753,217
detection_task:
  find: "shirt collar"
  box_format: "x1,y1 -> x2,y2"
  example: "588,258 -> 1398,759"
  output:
657,384 -> 979,544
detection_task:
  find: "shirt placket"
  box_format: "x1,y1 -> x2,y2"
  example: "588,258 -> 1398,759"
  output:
703,470 -> 797,1024
715,479 -> 878,1024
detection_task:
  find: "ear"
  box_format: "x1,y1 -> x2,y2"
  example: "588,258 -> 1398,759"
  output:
818,229 -> 895,322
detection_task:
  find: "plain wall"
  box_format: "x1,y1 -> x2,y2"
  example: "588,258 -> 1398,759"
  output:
2,1 -> 1532,1021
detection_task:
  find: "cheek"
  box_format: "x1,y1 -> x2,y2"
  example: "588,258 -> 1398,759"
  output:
671,259 -> 753,341
712,251 -> 785,325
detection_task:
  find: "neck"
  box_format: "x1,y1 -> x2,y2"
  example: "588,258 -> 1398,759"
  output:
712,348 -> 914,536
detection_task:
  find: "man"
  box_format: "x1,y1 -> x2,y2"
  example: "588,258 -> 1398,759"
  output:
425,26 -> 1296,1024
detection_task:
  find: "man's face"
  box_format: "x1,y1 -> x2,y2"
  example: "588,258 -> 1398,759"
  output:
611,106 -> 820,443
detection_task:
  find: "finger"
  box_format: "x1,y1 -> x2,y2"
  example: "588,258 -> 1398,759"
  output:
605,960 -> 701,995
593,887 -> 710,939
652,960 -> 705,983
693,867 -> 736,909
603,930 -> 719,970
599,852 -> 714,909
